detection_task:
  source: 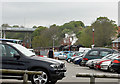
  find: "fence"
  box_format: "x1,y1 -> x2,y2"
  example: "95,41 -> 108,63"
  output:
76,73 -> 120,84
0,69 -> 42,84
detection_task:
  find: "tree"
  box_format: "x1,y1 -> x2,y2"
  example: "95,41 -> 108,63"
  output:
32,21 -> 85,48
76,17 -> 116,47
32,25 -> 37,28
32,25 -> 60,48
1,24 -> 11,28
20,25 -> 24,28
12,25 -> 19,28
59,21 -> 84,42
91,17 -> 116,46
32,26 -> 47,37
76,27 -> 92,47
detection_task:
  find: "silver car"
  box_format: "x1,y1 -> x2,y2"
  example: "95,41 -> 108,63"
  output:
100,54 -> 120,71
58,52 -> 66,60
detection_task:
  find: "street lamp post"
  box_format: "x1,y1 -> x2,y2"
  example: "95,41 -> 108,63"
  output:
69,37 -> 71,51
53,37 -> 55,52
92,28 -> 95,48
92,28 -> 94,45
52,35 -> 58,52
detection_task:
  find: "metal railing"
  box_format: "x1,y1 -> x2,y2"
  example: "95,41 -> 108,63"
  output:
0,69 -> 42,84
76,73 -> 120,84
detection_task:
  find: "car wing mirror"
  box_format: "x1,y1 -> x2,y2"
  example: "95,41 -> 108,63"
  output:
14,54 -> 20,60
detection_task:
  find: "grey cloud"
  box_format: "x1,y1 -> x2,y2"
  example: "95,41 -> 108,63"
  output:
1,2 -> 118,27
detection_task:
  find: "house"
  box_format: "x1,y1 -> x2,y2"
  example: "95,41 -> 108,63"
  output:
112,37 -> 120,50
61,33 -> 78,46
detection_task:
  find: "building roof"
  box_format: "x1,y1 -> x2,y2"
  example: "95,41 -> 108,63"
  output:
112,37 -> 120,43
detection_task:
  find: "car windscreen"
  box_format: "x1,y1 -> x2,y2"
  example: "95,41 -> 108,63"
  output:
12,44 -> 35,57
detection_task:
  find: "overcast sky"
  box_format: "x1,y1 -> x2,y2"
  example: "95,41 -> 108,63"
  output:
0,0 -> 119,28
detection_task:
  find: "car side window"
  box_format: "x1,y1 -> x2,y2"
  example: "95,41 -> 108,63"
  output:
0,44 -> 4,57
2,44 -> 19,58
88,50 -> 99,56
100,51 -> 110,57
0,44 -> 7,57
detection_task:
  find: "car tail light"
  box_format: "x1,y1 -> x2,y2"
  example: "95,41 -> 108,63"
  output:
66,56 -> 67,59
83,58 -> 88,61
74,55 -> 76,56
112,60 -> 120,63
37,55 -> 44,57
117,56 -> 120,58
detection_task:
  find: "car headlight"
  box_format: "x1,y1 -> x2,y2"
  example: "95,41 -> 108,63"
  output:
50,64 -> 59,68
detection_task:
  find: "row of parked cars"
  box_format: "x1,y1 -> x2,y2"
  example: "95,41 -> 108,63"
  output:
86,53 -> 120,74
65,48 -> 120,74
54,48 -> 91,61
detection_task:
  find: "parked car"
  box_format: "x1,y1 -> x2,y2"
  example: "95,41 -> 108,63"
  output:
73,56 -> 83,64
81,48 -> 118,66
86,54 -> 114,69
63,51 -> 71,55
86,53 -> 120,69
70,51 -> 82,62
109,58 -> 120,73
71,55 -> 81,63
1,42 -> 66,84
86,59 -> 102,69
58,51 -> 66,60
75,50 -> 91,66
98,54 -> 120,71
54,51 -> 60,58
58,51 -> 72,60
65,52 -> 74,63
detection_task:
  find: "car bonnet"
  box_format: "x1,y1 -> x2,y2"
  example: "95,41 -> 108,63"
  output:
31,56 -> 64,64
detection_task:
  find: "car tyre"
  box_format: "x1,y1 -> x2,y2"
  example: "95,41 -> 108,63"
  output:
31,69 -> 49,84
117,70 -> 120,74
67,58 -> 71,63
79,61 -> 82,66
89,66 -> 94,69
107,66 -> 110,72
108,67 -> 115,72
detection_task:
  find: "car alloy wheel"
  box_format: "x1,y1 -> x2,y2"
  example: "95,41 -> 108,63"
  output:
33,72 -> 48,84
31,69 -> 48,84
